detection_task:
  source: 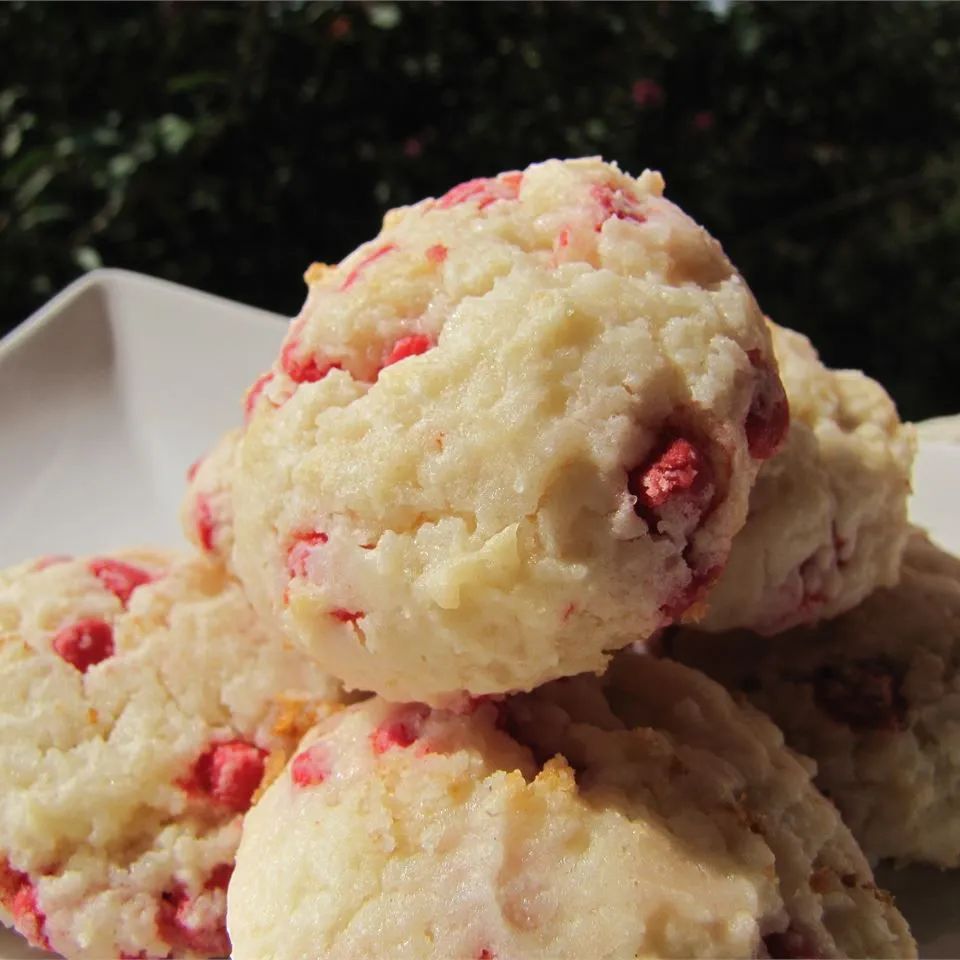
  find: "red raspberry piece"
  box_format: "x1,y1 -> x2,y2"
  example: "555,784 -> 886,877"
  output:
52,617 -> 114,673
12,884 -> 51,951
477,950 -> 496,960
381,334 -> 433,371
244,371 -> 275,422
425,243 -> 448,264
629,437 -> 712,521
180,740 -> 267,812
89,558 -> 155,606
591,183 -> 646,230
291,743 -> 330,787
371,704 -> 430,754
205,863 -> 234,891
0,859 -> 22,904
280,338 -> 342,384
477,172 -> 523,210
193,494 -> 217,553
185,456 -> 203,484
437,173 -> 522,211
287,531 -> 329,579
331,607 -> 363,623
744,349 -> 789,460
340,242 -> 398,291
156,882 -> 231,958
634,438 -> 702,509
0,862 -> 51,952
437,177 -> 491,209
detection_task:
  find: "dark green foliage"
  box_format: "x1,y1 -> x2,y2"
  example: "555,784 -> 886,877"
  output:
2,1 -> 958,418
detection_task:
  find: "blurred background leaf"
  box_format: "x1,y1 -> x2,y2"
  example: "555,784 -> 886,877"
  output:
1,0 -> 958,418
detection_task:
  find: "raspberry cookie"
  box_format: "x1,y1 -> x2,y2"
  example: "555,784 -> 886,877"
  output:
0,551 -> 341,958
671,529 -> 960,867
700,322 -> 914,634
228,655 -> 914,959
182,429 -> 242,563
232,157 -> 787,703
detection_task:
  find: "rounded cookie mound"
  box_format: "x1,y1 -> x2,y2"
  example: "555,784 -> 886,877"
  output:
700,322 -> 914,634
671,529 -> 960,867
228,655 -> 913,960
182,429 -> 242,562
232,157 -> 786,703
0,550 -> 341,959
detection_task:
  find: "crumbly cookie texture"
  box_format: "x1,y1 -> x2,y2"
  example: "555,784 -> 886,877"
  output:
0,550 -> 341,959
228,654 -> 914,960
671,529 -> 960,868
182,429 -> 242,562
232,156 -> 786,704
700,321 -> 915,634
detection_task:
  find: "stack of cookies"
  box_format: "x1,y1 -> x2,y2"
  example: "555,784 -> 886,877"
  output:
3,157 -> 947,959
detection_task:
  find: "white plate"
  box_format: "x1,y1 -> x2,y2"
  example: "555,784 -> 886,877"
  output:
0,270 -> 956,958
0,269 -> 286,568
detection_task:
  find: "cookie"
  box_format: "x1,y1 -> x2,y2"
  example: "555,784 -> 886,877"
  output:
182,429 -> 241,563
231,157 -> 786,703
228,654 -> 914,959
671,529 -> 960,867
699,322 -> 914,634
0,551 -> 341,958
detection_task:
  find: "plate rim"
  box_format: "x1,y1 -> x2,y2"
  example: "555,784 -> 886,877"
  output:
0,268 -> 287,363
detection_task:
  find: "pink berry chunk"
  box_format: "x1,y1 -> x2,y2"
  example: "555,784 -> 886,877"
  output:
425,243 -> 448,263
744,349 -> 789,460
291,743 -> 330,787
280,338 -> 342,384
436,172 -> 522,211
88,558 -> 155,606
340,242 -> 398,291
437,177 -> 492,209
156,881 -> 231,958
181,740 -> 267,812
287,531 -> 329,579
194,495 -> 217,553
331,607 -> 364,624
591,183 -> 646,229
370,704 -> 430,754
381,333 -> 433,372
206,863 -> 234,891
629,436 -> 714,538
244,371 -> 275,422
52,618 -> 115,673
0,861 -> 51,952
634,438 -> 703,509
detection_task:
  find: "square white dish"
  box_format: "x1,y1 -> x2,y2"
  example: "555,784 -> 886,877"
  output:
0,270 -> 957,958
0,269 -> 287,569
